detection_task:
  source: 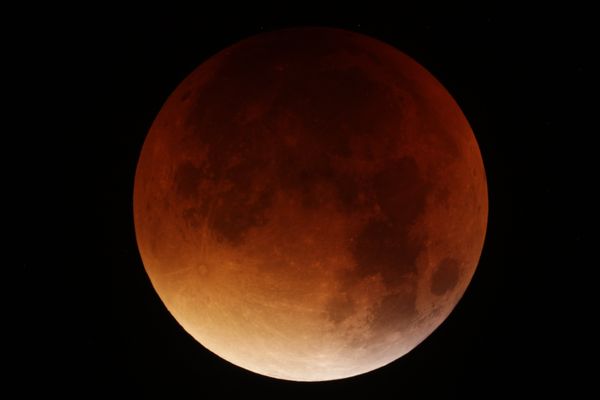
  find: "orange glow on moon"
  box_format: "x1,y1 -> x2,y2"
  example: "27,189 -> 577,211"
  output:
133,28 -> 487,381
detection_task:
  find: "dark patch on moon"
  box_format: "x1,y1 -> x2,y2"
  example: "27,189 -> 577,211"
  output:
325,294 -> 356,324
275,146 -> 334,210
182,207 -> 206,230
350,157 -> 430,288
172,30 -> 417,251
174,161 -> 204,199
333,172 -> 361,211
373,157 -> 429,226
352,219 -> 418,282
277,67 -> 397,156
431,258 -> 461,295
210,178 -> 273,245
370,290 -> 417,334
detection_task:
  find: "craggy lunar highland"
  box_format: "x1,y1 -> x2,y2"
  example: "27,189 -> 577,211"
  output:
134,28 -> 488,381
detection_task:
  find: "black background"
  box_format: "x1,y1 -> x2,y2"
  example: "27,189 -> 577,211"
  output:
23,8 -> 591,398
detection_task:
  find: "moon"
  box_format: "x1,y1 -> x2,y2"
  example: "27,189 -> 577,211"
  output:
133,28 -> 487,381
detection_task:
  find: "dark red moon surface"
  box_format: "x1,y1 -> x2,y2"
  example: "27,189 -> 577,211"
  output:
133,28 -> 488,381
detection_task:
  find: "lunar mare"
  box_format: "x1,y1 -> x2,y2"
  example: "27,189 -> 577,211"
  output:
133,28 -> 487,381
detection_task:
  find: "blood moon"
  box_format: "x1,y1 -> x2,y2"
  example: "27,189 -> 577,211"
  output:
133,28 -> 487,381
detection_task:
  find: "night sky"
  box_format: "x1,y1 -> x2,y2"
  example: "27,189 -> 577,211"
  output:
24,9 -> 590,398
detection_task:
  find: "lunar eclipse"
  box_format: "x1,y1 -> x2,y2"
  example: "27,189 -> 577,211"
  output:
133,28 -> 487,381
